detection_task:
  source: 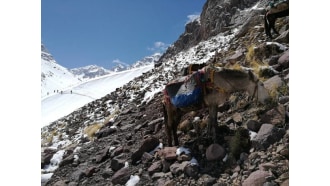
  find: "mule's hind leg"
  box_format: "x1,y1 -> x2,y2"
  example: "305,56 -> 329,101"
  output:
208,105 -> 218,143
165,121 -> 173,147
173,124 -> 179,146
268,15 -> 279,37
271,18 -> 279,35
264,13 -> 272,39
163,103 -> 173,147
172,109 -> 182,146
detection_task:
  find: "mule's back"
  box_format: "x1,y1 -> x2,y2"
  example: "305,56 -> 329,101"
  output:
164,71 -> 204,108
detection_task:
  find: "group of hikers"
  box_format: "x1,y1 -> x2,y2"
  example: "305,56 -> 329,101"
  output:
46,90 -> 73,96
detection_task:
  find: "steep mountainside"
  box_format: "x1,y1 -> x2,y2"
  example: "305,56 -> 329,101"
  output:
158,0 -> 260,64
41,0 -> 289,185
41,43 -> 82,98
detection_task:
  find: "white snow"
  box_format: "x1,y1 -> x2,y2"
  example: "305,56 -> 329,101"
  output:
42,149 -> 65,173
41,65 -> 153,127
125,175 -> 140,186
189,157 -> 199,166
176,146 -> 191,155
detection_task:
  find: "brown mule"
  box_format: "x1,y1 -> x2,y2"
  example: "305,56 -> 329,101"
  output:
162,66 -> 270,146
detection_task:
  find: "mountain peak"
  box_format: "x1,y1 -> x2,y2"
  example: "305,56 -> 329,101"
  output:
71,65 -> 111,79
70,53 -> 162,78
41,43 -> 56,63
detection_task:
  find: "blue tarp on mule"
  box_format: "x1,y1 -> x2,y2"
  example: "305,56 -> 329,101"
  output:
170,87 -> 202,107
165,71 -> 204,108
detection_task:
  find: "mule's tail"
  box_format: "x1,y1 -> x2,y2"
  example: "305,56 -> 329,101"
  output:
162,102 -> 168,128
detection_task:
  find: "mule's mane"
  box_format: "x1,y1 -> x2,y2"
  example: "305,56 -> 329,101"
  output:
216,68 -> 250,79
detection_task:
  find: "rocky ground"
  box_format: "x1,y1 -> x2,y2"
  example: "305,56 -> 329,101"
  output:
41,1 -> 289,185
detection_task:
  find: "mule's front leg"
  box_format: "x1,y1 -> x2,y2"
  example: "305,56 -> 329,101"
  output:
172,109 -> 182,146
165,122 -> 173,147
173,126 -> 179,146
208,105 -> 218,143
163,103 -> 173,147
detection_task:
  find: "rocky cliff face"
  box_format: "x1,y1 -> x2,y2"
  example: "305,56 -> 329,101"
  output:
158,0 -> 260,64
41,0 -> 289,185
41,43 -> 57,63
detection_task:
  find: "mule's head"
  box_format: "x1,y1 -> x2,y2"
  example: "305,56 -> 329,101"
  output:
256,81 -> 271,104
247,70 -> 270,104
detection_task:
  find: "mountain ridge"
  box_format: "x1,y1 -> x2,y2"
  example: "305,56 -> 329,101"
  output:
41,45 -> 162,97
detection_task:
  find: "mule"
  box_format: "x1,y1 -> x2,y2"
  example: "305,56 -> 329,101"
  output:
162,66 -> 270,146
264,1 -> 289,39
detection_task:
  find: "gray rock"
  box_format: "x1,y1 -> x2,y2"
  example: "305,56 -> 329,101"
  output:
184,164 -> 199,178
147,160 -> 162,175
278,50 -> 289,69
110,158 -> 126,171
252,124 -> 285,150
70,169 -> 86,182
206,143 -> 226,161
53,180 -> 69,186
170,161 -> 189,176
110,167 -> 131,185
242,170 -> 271,186
131,136 -> 159,164
264,75 -> 284,92
260,105 -> 286,126
246,119 -> 261,132
141,152 -> 154,164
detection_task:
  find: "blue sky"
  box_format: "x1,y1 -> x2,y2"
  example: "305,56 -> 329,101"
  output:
42,0 -> 206,69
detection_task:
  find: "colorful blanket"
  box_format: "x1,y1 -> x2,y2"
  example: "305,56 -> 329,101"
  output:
165,71 -> 204,108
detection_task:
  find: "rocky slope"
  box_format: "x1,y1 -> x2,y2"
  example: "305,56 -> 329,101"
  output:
41,0 -> 289,185
158,0 -> 261,65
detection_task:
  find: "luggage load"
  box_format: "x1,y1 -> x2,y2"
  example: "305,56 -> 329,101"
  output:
165,71 -> 204,108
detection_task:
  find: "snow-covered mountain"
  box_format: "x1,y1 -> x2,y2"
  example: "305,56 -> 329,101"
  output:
41,45 -> 161,126
130,53 -> 161,68
41,64 -> 154,127
41,43 -> 161,98
110,63 -> 129,72
41,44 -> 82,98
69,53 -> 162,79
111,53 -> 162,72
70,65 -> 111,79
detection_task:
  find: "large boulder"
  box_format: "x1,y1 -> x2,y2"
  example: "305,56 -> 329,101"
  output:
110,167 -> 131,185
251,124 -> 285,150
131,136 -> 159,164
206,143 -> 226,161
243,170 -> 271,186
